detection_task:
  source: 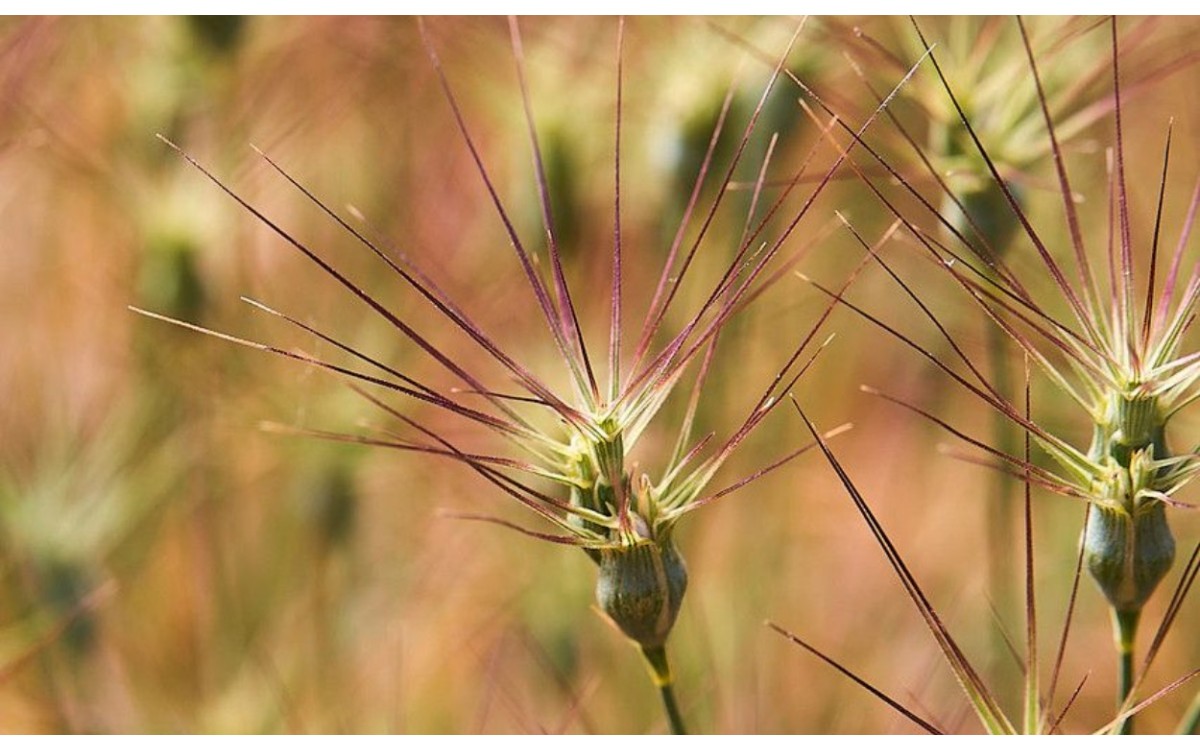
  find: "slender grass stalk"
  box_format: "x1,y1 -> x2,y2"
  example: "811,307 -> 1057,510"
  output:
1114,608 -> 1139,734
986,312 -> 1019,679
1020,356 -> 1040,736
641,645 -> 687,734
658,682 -> 687,735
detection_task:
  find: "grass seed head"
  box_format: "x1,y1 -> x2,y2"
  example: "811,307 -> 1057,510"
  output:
138,18 -> 856,679
812,20 -> 1200,729
849,18 -> 1199,580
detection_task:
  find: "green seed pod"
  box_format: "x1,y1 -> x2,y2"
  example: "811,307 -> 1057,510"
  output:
184,16 -> 247,57
660,92 -> 737,207
569,482 -> 607,566
304,462 -> 358,548
596,537 -> 688,649
542,128 -> 582,257
138,234 -> 207,323
38,557 -> 97,656
565,445 -> 610,565
1084,502 -> 1175,615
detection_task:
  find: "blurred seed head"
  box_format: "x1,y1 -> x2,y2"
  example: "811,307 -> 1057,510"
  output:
183,16 -> 247,59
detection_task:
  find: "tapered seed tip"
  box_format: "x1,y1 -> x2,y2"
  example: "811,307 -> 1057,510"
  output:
128,305 -> 167,321
859,384 -> 879,394
243,297 -> 282,316
825,423 -> 854,439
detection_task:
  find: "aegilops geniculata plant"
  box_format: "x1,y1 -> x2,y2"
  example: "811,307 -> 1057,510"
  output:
799,17 -> 1199,733
129,17 -> 931,733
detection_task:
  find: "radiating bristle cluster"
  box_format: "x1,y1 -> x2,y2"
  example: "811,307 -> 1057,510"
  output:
133,18 -> 920,694
119,15 -> 1199,735
774,16 -> 1200,734
814,18 -> 1200,539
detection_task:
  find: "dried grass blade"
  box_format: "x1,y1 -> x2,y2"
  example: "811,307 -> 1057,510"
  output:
767,621 -> 942,734
792,399 -> 1014,734
1142,123 -> 1174,348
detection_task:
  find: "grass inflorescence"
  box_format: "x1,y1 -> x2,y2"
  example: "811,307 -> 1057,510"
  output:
775,15 -> 1200,734
3,14 -> 1197,734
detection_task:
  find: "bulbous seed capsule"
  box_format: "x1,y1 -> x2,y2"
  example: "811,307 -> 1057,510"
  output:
1084,502 -> 1176,615
596,537 -> 688,649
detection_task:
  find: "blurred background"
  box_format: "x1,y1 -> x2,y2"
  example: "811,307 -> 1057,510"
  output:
0,16 -> 1197,733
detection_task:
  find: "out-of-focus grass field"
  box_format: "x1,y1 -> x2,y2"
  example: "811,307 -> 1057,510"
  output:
0,16 -> 1198,733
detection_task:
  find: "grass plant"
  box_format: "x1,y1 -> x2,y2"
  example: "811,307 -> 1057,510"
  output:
780,15 -> 1200,734
2,14 -> 1198,734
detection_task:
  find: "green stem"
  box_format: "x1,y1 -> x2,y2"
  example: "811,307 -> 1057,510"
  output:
986,323 -> 1018,682
1177,688 -> 1200,734
986,324 -> 1017,583
1114,608 -> 1139,735
658,680 -> 687,735
641,645 -> 688,734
